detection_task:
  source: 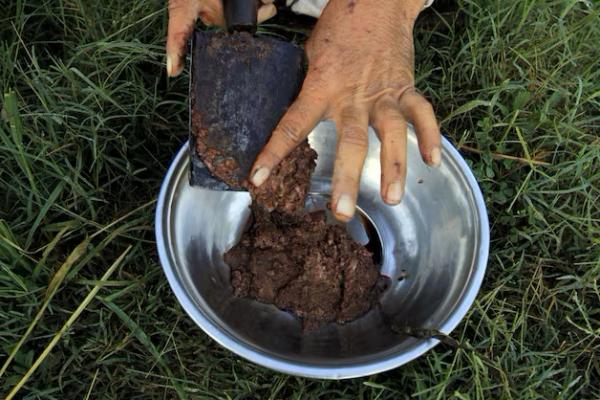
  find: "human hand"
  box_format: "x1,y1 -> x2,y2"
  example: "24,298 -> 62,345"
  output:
166,0 -> 277,76
250,0 -> 441,221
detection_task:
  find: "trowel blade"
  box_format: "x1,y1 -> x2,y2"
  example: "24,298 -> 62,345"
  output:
189,30 -> 305,191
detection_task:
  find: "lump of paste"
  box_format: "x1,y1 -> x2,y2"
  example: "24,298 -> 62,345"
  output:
225,207 -> 381,330
223,141 -> 381,330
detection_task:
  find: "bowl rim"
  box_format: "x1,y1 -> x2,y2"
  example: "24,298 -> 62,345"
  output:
155,133 -> 490,379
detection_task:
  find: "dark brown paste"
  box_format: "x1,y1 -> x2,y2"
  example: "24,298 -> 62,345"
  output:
224,205 -> 381,330
221,141 -> 381,330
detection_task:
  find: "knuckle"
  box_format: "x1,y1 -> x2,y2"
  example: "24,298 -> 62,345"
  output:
380,113 -> 406,135
288,99 -> 313,123
372,95 -> 404,131
303,72 -> 329,96
170,29 -> 191,45
260,146 -> 283,166
386,112 -> 406,126
339,124 -> 368,148
423,100 -> 435,114
420,98 -> 435,113
338,106 -> 357,121
403,92 -> 433,113
375,96 -> 398,115
275,121 -> 303,145
374,112 -> 405,135
402,99 -> 419,116
168,0 -> 188,12
333,171 -> 359,187
385,159 -> 405,176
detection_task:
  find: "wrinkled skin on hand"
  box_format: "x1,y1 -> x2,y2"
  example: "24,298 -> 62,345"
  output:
166,0 -> 277,76
250,0 -> 441,221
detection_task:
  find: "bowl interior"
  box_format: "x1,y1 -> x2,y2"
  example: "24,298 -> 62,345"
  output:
158,121 -> 488,376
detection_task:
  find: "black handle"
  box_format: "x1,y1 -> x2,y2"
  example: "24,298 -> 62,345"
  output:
223,0 -> 258,33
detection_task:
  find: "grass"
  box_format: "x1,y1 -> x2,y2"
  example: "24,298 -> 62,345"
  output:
0,0 -> 598,398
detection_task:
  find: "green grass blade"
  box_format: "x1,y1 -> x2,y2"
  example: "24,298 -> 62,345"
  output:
0,238 -> 89,378
3,245 -> 131,400
24,180 -> 66,249
100,298 -> 187,399
2,90 -> 40,203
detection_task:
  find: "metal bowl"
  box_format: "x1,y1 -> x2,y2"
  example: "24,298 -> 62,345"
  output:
155,122 -> 489,379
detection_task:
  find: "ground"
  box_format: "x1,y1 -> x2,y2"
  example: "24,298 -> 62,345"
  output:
0,0 -> 598,399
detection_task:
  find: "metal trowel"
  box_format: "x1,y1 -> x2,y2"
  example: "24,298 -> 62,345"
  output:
189,0 -> 306,191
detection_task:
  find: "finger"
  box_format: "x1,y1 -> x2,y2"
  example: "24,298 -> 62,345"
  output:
257,4 -> 277,23
398,89 -> 441,167
331,107 -> 369,222
250,88 -> 327,187
371,97 -> 408,205
197,0 -> 225,26
166,0 -> 200,77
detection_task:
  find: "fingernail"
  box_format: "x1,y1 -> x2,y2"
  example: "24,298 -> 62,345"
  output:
386,182 -> 404,204
336,194 -> 355,219
166,54 -> 173,77
430,147 -> 441,167
251,167 -> 270,187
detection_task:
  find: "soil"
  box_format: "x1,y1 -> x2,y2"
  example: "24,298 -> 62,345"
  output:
192,111 -> 241,188
247,141 -> 317,214
193,102 -> 317,214
224,207 -> 381,330
222,141 -> 382,330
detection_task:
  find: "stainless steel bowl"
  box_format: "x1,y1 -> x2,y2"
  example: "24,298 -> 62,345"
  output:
155,122 -> 489,379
